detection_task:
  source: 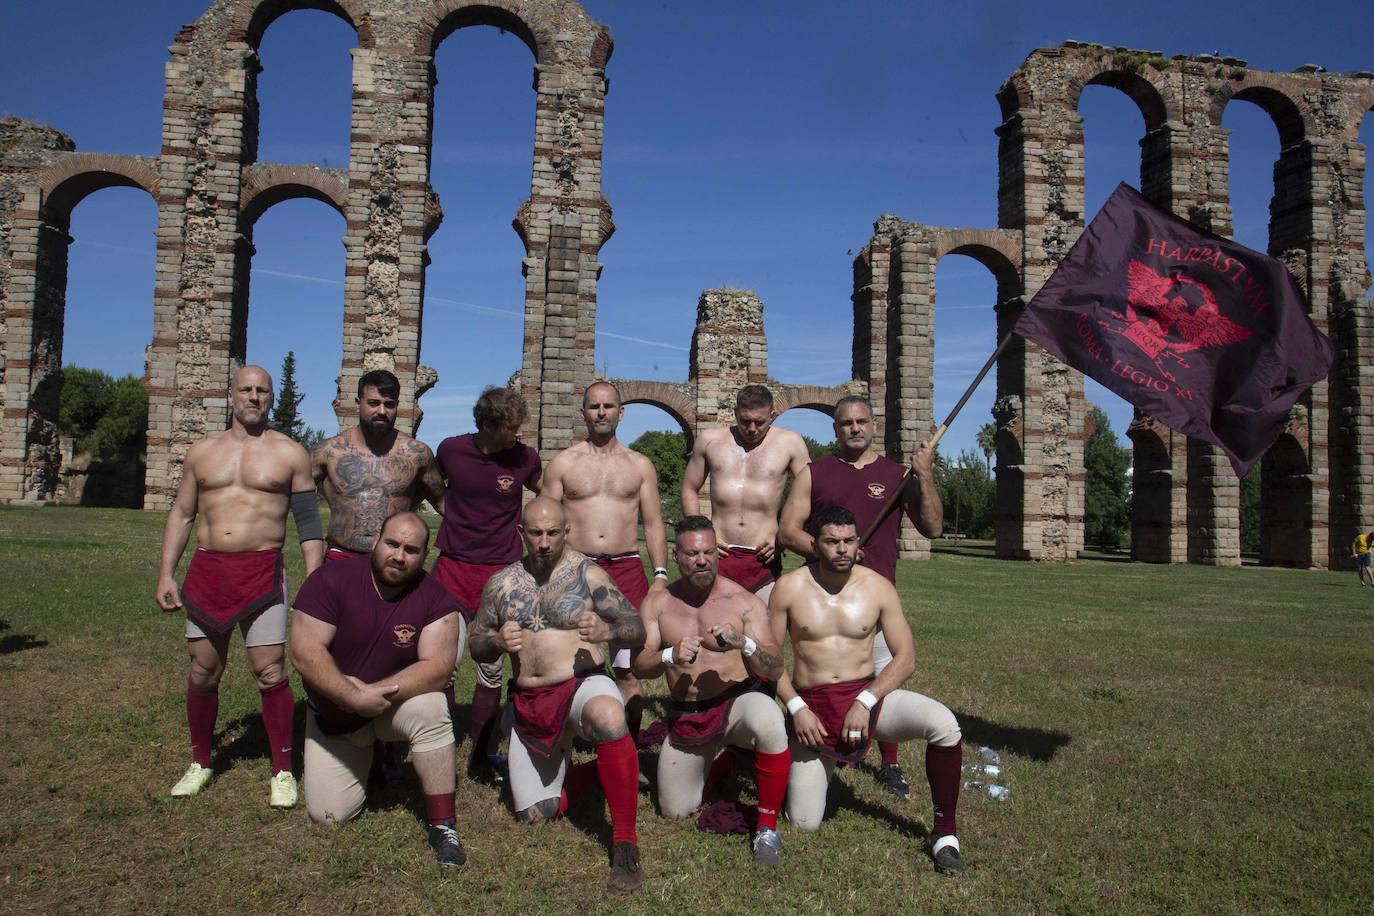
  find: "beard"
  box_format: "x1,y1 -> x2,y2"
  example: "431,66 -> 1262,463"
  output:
372,556 -> 418,588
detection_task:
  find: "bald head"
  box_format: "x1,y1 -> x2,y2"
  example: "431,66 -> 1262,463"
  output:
229,364 -> 274,430
380,510 -> 431,551
523,496 -> 567,528
519,496 -> 569,575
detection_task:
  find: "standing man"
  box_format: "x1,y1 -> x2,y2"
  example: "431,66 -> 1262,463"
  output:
312,369 -> 444,562
289,512 -> 465,865
772,505 -> 966,876
541,380 -> 669,742
154,364 -> 324,807
1352,530 -> 1372,588
778,394 -> 943,798
681,384 -> 810,602
431,385 -> 542,781
469,498 -> 647,891
632,516 -> 790,868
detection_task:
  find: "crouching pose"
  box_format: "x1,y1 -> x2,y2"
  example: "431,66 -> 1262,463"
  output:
633,516 -> 789,867
469,497 -> 648,892
772,504 -> 967,876
289,512 -> 466,866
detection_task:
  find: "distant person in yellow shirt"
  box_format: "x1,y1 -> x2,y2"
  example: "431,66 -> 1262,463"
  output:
1352,532 -> 1372,588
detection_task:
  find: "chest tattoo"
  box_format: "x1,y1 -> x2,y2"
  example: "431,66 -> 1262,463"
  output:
500,561 -> 593,632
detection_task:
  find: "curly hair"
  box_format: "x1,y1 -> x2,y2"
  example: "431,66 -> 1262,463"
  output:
472,386 -> 527,432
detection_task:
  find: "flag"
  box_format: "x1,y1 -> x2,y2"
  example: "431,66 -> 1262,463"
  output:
1012,182 -> 1334,478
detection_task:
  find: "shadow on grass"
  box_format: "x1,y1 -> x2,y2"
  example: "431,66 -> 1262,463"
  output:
953,710 -> 1071,762
827,766 -> 930,840
0,619 -> 47,655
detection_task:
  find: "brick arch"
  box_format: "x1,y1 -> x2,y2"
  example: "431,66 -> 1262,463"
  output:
1210,77 -> 1312,146
1073,67 -> 1174,132
1261,432 -> 1314,567
239,164 -> 348,227
414,1 -> 556,63
774,385 -> 851,417
613,380 -> 696,442
38,154 -> 159,217
931,231 -> 1024,299
996,72 -> 1032,123
229,0 -> 371,49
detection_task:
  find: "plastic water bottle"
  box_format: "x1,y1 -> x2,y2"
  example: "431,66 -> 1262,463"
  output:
962,763 -> 1002,779
963,780 -> 1011,801
978,746 -> 1001,765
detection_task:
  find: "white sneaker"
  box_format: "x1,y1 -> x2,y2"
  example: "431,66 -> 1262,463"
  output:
269,771 -> 298,809
170,763 -> 213,797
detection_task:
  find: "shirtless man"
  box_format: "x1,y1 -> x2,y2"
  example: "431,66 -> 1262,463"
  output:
779,394 -> 943,799
681,384 -> 810,601
155,364 -> 325,807
312,369 -> 444,561
541,380 -> 668,742
468,497 -> 647,891
632,516 -> 789,868
771,504 -> 966,876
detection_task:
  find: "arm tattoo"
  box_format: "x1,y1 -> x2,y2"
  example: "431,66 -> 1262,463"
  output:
588,565 -> 645,647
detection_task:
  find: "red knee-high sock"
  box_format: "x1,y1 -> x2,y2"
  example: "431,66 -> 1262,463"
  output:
468,683 -> 503,760
595,733 -> 639,844
557,760 -> 601,816
753,748 -> 791,831
880,740 -> 900,766
258,679 -> 295,776
925,741 -> 961,837
187,679 -> 218,768
424,792 -> 456,826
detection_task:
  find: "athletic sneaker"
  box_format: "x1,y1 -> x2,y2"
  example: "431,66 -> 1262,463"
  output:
751,827 -> 782,868
608,840 -> 644,891
875,762 -> 912,798
170,763 -> 213,797
924,833 -> 966,876
427,821 -> 467,867
269,771 -> 299,809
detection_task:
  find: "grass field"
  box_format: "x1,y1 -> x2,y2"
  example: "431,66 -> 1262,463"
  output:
1,506 -> 1371,914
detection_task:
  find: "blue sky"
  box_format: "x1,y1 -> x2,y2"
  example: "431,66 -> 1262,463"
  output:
2,0 -> 1371,462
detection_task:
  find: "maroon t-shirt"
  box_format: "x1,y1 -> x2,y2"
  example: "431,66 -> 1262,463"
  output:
293,554 -> 459,732
809,454 -> 908,584
435,433 -> 542,565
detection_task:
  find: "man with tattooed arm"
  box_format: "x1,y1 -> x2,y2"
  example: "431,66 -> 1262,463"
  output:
469,497 -> 648,891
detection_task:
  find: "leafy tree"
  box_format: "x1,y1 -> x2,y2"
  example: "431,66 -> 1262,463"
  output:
934,447 -> 994,537
803,435 -> 837,461
976,422 -> 997,473
269,351 -> 325,448
57,366 -> 147,460
630,430 -> 689,523
1083,405 -> 1131,548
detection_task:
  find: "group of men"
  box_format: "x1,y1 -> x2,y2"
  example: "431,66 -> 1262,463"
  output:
155,364 -> 969,890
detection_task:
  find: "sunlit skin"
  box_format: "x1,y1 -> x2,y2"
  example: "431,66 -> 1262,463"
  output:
681,400 -> 811,576
769,521 -> 918,750
778,399 -> 943,560
632,528 -> 784,700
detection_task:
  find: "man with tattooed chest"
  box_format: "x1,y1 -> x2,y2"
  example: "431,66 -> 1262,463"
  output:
312,370 -> 444,562
632,516 -> 790,868
469,497 -> 648,891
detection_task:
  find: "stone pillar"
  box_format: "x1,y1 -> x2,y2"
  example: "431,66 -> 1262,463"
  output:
689,288 -> 768,427
851,234 -> 890,453
886,236 -> 936,559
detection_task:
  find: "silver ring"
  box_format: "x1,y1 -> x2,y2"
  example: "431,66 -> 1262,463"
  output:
846,730 -> 862,738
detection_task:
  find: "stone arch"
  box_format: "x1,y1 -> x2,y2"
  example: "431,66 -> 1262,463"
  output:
415,1 -> 553,62
613,379 -> 696,450
1128,421 -> 1177,563
1074,67 -> 1173,133
229,0 -> 371,49
933,233 -> 1024,302
774,385 -> 850,418
1210,79 -> 1311,146
1260,433 -> 1314,567
38,155 -> 160,218
239,164 -> 348,227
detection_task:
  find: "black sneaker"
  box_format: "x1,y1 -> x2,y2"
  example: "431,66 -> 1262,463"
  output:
427,821 -> 467,867
924,834 -> 965,876
608,840 -> 644,891
875,762 -> 911,799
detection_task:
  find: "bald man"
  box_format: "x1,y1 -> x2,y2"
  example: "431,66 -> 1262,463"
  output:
155,364 -> 324,808
469,497 -> 648,891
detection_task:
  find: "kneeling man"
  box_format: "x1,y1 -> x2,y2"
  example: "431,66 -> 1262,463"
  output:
633,516 -> 790,867
772,504 -> 967,875
289,512 -> 466,866
469,497 -> 647,891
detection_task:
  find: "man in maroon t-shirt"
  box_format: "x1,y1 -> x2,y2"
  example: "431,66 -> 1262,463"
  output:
431,386 -> 542,782
289,512 -> 465,865
778,395 -> 943,799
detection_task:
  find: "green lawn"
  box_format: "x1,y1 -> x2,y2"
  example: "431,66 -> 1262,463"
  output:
1,506 -> 1371,913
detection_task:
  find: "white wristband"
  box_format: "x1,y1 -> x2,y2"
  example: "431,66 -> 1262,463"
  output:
741,636 -> 758,657
661,647 -> 675,666
653,567 -> 669,580
785,696 -> 808,716
856,689 -> 879,710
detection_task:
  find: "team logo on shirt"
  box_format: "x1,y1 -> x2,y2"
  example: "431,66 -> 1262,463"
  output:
496,475 -> 515,492
867,483 -> 887,499
393,624 -> 417,647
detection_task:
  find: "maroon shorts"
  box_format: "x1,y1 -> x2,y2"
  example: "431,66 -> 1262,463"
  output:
787,677 -> 884,765
717,545 -> 782,593
181,547 -> 285,634
589,552 -> 649,609
510,677 -> 586,759
325,545 -> 368,564
432,555 -> 507,622
667,679 -> 768,749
